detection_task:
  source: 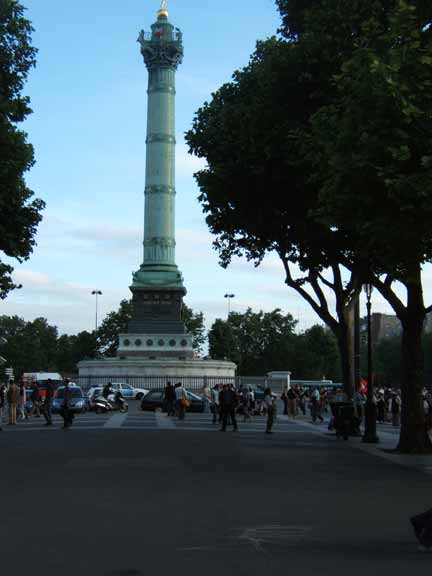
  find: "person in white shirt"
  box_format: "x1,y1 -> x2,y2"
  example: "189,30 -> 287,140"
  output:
264,387 -> 276,434
211,384 -> 220,424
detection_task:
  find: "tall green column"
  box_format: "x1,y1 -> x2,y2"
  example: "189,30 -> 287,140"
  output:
118,3 -> 193,358
133,4 -> 184,289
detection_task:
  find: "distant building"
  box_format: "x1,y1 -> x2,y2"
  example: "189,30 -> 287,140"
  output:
361,312 -> 432,344
371,313 -> 402,342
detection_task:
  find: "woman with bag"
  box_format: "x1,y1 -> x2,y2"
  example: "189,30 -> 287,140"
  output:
175,382 -> 187,420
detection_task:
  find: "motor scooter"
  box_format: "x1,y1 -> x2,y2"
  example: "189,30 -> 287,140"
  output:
89,394 -> 112,414
107,392 -> 128,413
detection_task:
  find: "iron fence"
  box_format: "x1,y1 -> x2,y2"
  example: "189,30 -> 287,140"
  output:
74,375 -> 296,393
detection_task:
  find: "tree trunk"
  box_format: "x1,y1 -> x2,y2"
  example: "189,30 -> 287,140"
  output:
336,318 -> 355,399
398,270 -> 432,453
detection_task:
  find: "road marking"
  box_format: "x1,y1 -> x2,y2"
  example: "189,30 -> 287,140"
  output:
103,413 -> 128,429
155,411 -> 176,429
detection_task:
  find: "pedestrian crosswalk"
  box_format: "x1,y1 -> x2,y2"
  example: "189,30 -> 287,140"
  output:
1,408 -> 410,440
0,409 -> 310,434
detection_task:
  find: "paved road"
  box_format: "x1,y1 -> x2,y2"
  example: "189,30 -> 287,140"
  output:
0,403 -> 431,576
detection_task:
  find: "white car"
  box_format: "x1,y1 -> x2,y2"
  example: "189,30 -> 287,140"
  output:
87,383 -> 148,400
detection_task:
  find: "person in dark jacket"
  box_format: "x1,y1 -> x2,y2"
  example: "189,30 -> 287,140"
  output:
219,384 -> 238,432
164,381 -> 176,416
43,378 -> 54,426
60,380 -> 74,429
411,508 -> 432,552
102,382 -> 112,399
29,383 -> 41,417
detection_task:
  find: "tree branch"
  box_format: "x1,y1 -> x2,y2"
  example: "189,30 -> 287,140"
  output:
280,255 -> 338,332
317,272 -> 335,291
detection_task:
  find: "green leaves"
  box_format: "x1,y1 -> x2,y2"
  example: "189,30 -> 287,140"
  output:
0,1 -> 44,299
208,309 -> 340,379
309,0 -> 432,276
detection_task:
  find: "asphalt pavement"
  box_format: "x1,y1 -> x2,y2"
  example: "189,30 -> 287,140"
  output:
0,402 -> 431,576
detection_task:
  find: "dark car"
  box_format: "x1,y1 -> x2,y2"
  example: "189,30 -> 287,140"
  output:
246,385 -> 265,402
52,386 -> 88,414
141,389 -> 205,413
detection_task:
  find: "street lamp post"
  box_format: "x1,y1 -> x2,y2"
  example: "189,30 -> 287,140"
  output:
362,283 -> 379,444
224,294 -> 235,318
91,290 -> 103,332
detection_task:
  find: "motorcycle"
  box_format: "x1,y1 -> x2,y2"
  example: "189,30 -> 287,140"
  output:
89,394 -> 112,414
107,392 -> 128,413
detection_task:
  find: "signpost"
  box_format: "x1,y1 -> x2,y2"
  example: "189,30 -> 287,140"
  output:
0,336 -> 6,368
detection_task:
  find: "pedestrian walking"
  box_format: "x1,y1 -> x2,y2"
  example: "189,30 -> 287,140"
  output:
281,387 -> 288,415
210,384 -> 220,424
287,387 -> 297,419
424,393 -> 432,432
391,391 -> 401,427
298,386 -> 306,416
219,383 -> 238,432
264,387 -> 276,434
376,392 -> 386,423
60,380 -> 74,429
17,381 -> 28,420
7,380 -> 18,425
43,378 -> 54,426
240,385 -> 251,422
311,387 -> 324,423
411,508 -> 432,552
248,387 -> 256,415
0,383 -> 6,431
164,381 -> 176,416
175,382 -> 187,420
29,382 -> 41,417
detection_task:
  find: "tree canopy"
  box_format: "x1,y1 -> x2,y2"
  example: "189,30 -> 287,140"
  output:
208,308 -> 341,379
0,0 -> 45,298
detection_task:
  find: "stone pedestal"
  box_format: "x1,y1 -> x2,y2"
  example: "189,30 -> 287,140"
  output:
78,357 -> 236,384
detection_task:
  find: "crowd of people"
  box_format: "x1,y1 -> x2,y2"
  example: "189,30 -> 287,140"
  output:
0,378 -> 75,430
2,377 -> 431,434
163,381 -> 278,433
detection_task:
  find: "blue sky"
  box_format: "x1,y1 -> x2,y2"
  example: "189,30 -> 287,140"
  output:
2,0 -> 399,336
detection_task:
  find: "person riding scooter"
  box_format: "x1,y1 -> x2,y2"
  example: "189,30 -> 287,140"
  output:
107,390 -> 128,413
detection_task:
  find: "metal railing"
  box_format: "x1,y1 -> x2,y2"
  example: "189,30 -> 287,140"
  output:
74,375 -> 303,393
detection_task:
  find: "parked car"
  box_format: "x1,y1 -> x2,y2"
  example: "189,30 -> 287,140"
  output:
141,389 -> 205,413
87,383 -> 148,400
52,385 -> 88,414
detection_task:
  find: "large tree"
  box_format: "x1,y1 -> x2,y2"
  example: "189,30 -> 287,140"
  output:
0,315 -> 58,376
208,308 -> 297,375
56,331 -> 97,373
0,0 -> 45,298
309,1 -> 432,451
187,0 -> 432,451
